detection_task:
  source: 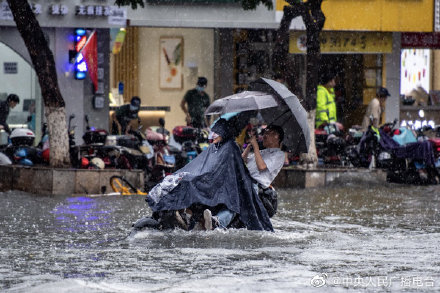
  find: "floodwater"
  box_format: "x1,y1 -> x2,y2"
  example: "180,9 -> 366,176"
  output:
1,178 -> 440,292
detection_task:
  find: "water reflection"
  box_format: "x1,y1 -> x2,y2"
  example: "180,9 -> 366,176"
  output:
52,197 -> 112,232
0,184 -> 439,292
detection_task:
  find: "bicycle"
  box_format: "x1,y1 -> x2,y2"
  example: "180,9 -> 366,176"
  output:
109,175 -> 148,196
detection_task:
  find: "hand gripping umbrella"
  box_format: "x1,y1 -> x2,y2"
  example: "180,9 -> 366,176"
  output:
205,79 -> 310,154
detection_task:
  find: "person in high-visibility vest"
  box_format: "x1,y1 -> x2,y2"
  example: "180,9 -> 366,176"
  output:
315,71 -> 337,128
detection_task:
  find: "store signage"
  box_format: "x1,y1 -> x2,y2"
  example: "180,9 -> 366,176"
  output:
74,53 -> 88,80
289,31 -> 393,54
0,2 -> 44,19
50,4 -> 68,16
74,28 -> 88,80
108,6 -> 127,26
0,1 -> 13,20
75,35 -> 87,51
3,62 -> 17,74
401,33 -> 440,49
31,3 -> 42,15
400,49 -> 430,96
75,5 -> 111,16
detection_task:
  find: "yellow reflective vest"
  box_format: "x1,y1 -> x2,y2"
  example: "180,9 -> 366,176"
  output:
316,84 -> 337,128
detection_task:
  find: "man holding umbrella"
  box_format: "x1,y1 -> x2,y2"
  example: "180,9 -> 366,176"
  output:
207,122 -> 285,230
143,78 -> 309,232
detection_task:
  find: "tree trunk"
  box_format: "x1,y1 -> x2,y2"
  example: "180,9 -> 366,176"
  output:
300,110 -> 318,167
7,0 -> 70,167
273,6 -> 302,95
301,0 -> 325,167
275,0 -> 325,166
45,107 -> 71,167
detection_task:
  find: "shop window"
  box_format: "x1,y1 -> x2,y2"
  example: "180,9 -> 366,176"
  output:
233,29 -> 275,93
0,42 -> 42,141
362,54 -> 383,105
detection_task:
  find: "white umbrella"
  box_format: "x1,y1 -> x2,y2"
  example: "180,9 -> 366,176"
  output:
204,91 -> 281,115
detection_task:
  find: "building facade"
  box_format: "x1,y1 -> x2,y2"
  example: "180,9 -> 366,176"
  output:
0,0 -> 438,143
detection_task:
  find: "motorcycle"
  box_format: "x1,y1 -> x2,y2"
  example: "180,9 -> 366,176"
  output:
169,125 -> 209,169
315,122 -> 348,166
71,115 -> 110,168
347,118 -> 439,184
104,125 -> 154,170
144,124 -> 176,191
2,128 -> 42,166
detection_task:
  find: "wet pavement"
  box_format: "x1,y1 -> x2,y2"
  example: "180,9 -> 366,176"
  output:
1,180 -> 440,292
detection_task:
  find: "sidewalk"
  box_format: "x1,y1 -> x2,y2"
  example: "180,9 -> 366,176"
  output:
0,164 -> 386,195
0,165 -> 143,196
273,165 -> 387,188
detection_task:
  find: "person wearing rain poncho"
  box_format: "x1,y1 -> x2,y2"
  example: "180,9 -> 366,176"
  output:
140,117 -> 284,232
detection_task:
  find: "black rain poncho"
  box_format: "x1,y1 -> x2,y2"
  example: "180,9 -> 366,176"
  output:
146,138 -> 273,231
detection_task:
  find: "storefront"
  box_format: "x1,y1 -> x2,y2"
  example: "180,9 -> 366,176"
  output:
0,1 -> 122,144
400,32 -> 440,128
0,37 -> 42,142
277,0 -> 434,127
288,31 -> 393,127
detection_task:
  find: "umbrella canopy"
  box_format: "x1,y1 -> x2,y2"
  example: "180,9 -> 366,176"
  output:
204,91 -> 281,115
205,78 -> 310,154
249,78 -> 310,155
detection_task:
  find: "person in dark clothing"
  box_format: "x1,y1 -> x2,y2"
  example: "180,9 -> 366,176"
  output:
180,77 -> 210,128
0,94 -> 20,134
142,118 -> 282,232
111,96 -> 141,135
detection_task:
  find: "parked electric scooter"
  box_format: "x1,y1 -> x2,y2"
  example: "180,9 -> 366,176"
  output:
315,122 -> 348,166
2,128 -> 42,166
144,120 -> 176,191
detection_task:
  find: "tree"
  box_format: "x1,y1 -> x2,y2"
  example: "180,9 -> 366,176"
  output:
116,0 -> 325,165
7,0 -> 71,167
273,0 -> 326,166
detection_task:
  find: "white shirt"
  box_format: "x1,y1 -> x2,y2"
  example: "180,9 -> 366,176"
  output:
246,148 -> 285,188
362,98 -> 382,131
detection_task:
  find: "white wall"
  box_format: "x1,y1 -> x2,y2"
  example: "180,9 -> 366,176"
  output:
0,1 -> 291,30
52,28 -> 87,143
0,43 -> 33,105
0,41 -> 42,136
129,2 -> 286,29
138,27 -> 214,130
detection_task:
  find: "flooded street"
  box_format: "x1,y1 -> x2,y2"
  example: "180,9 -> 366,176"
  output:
1,181 -> 440,292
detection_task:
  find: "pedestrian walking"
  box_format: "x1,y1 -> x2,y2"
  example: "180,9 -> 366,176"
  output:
361,87 -> 390,131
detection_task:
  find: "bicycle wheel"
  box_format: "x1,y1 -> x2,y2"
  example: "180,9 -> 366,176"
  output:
110,175 -> 137,195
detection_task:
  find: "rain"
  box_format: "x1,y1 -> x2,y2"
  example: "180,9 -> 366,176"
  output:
1,0 -> 440,292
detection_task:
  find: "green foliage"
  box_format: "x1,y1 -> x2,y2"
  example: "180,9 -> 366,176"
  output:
114,0 -> 273,10
114,0 -> 145,9
241,0 -> 273,10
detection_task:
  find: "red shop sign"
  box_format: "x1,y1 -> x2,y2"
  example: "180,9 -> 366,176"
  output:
401,32 -> 440,49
